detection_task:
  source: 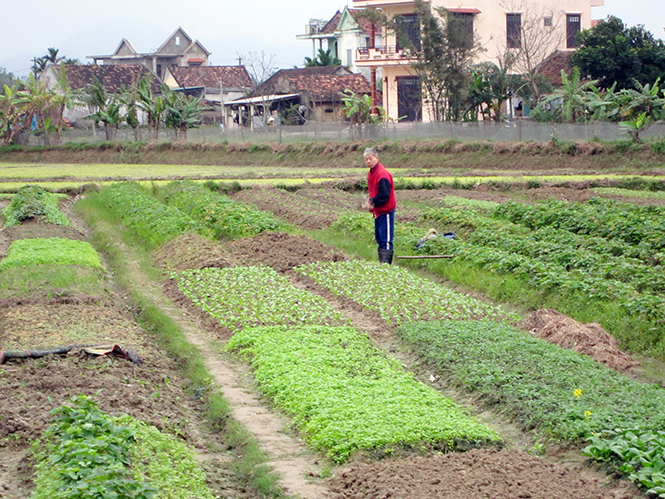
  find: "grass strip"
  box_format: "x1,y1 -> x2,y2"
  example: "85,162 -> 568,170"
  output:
0,238 -> 102,270
295,260 -> 516,326
160,180 -> 291,239
227,325 -> 500,463
76,192 -> 288,498
0,264 -> 109,302
398,320 -> 665,440
174,266 -> 348,331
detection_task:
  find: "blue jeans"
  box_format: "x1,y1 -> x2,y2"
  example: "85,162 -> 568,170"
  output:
374,211 -> 395,251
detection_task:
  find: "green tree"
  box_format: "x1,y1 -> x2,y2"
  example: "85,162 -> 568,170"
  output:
411,0 -> 479,121
135,75 -> 165,141
571,16 -> 665,90
50,65 -> 85,143
304,48 -> 341,67
466,57 -> 521,121
16,73 -> 57,143
162,87 -> 207,141
86,77 -> 122,141
339,88 -> 386,125
0,85 -> 24,144
537,67 -> 599,123
0,68 -> 17,94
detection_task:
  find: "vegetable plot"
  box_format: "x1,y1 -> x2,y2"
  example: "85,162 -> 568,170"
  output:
2,184 -> 69,226
399,320 -> 665,439
0,238 -> 102,270
160,180 -> 290,239
296,261 -> 516,326
173,266 -> 348,331
97,182 -> 210,248
32,396 -> 216,499
227,325 -> 500,462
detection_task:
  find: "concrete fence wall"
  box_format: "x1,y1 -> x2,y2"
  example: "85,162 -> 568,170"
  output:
24,120 -> 665,146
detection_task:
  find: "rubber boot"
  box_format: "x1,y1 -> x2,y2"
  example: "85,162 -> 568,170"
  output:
378,248 -> 394,265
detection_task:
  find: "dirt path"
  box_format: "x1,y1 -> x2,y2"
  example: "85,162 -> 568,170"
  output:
97,227 -> 329,499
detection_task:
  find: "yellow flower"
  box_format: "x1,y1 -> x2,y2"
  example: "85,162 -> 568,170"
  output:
584,411 -> 592,419
574,389 -> 583,398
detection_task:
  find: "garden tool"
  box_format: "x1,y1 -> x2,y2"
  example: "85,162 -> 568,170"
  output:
415,228 -> 438,249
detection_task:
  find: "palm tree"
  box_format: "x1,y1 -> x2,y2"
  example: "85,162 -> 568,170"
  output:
304,48 -> 341,67
135,76 -> 165,141
0,85 -> 23,144
49,66 -> 85,143
163,88 -> 207,141
86,77 -> 122,141
16,73 -> 57,143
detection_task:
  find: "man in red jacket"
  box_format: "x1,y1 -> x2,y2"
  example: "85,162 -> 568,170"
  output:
362,147 -> 396,264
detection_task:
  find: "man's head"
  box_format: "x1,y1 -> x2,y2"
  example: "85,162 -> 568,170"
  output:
363,147 -> 379,168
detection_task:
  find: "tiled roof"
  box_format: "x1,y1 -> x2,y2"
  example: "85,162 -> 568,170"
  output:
169,66 -> 253,90
59,64 -> 161,94
348,9 -> 373,34
537,50 -> 573,86
258,66 -> 372,101
321,11 -> 342,34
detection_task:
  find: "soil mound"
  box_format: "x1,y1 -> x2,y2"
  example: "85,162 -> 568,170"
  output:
152,233 -> 235,272
523,309 -> 638,372
2,222 -> 86,243
223,231 -> 348,273
328,448 -> 637,499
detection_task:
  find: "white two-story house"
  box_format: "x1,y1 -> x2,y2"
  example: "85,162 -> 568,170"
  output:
352,0 -> 605,121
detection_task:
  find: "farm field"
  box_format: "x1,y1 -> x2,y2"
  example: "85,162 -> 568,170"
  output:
2,153 -> 665,499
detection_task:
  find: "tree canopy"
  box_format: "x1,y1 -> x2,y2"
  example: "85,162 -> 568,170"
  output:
571,16 -> 665,90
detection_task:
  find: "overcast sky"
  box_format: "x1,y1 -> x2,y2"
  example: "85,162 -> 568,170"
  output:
1,0 -> 663,78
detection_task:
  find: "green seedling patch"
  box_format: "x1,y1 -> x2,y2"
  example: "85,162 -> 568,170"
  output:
227,325 -> 500,462
0,238 -> 102,270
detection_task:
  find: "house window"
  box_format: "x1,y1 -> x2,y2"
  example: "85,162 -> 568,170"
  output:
347,49 -> 353,67
567,14 -> 581,48
176,36 -> 180,46
506,13 -> 521,48
448,12 -> 474,49
544,16 -> 552,27
395,14 -> 420,51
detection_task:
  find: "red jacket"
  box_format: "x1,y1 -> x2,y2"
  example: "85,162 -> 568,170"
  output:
367,163 -> 396,217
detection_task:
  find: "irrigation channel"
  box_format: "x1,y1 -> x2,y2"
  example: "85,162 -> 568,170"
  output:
2,171 -> 665,498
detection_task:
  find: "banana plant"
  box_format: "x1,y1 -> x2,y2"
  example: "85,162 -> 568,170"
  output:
620,111 -> 652,143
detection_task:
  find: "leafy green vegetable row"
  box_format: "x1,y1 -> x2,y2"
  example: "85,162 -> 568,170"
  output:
98,182 -> 210,248
160,180 -> 290,239
227,325 -> 500,462
0,238 -> 102,270
495,198 -> 665,253
173,266 -> 348,331
398,320 -> 665,440
32,396 -> 216,499
583,428 -> 665,497
295,260 -> 515,326
2,184 -> 69,227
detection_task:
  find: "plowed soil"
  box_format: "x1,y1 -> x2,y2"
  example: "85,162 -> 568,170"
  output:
1,184 -> 654,499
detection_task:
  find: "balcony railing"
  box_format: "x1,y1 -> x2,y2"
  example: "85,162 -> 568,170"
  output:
356,46 -> 417,63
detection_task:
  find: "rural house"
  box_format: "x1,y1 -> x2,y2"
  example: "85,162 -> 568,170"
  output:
225,66 -> 373,127
297,7 -> 383,79
351,0 -> 605,122
87,27 -> 210,80
40,64 -> 162,127
162,65 -> 253,126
